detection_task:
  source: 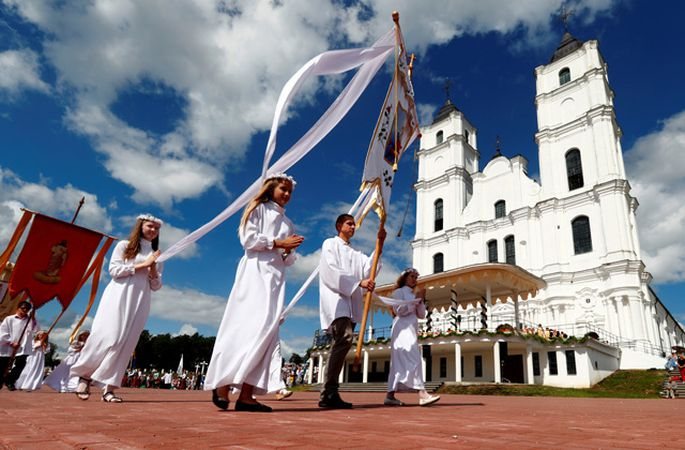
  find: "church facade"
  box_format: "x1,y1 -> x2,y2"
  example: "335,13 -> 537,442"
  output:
412,31 -> 684,370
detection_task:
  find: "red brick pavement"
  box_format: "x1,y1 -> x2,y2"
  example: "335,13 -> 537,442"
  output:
0,388 -> 680,449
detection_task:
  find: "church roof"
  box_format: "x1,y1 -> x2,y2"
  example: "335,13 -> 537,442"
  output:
432,98 -> 459,125
550,31 -> 584,63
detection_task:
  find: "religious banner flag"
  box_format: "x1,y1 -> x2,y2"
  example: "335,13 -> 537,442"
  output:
6,212 -> 111,311
359,19 -> 420,223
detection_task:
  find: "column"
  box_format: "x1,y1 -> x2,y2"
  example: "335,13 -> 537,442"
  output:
525,345 -> 535,384
628,296 -> 645,340
513,293 -> 520,329
362,350 -> 369,383
493,341 -> 501,384
317,354 -> 324,383
454,343 -> 462,383
307,357 -> 314,384
485,284 -> 492,331
604,298 -> 617,337
612,297 -> 623,339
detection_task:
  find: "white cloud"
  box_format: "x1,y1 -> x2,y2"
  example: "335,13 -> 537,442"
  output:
0,49 -> 50,96
173,323 -> 199,337
289,249 -> 321,282
287,305 -> 319,320
0,166 -> 113,250
625,110 -> 685,283
2,0 -> 619,207
280,335 -> 313,357
150,285 -> 226,327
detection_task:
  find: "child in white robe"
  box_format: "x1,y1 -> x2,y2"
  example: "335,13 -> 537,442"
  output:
71,215 -> 163,403
43,331 -> 89,392
204,173 -> 303,413
16,330 -> 47,391
385,268 -> 440,407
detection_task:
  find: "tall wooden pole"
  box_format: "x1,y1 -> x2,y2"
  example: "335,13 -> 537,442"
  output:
71,196 -> 85,224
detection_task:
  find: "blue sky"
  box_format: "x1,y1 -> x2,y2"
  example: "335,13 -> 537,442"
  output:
1,0 -> 684,358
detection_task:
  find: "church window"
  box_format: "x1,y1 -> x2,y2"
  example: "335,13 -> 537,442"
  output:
487,240 -> 498,263
565,148 -> 584,190
548,351 -> 558,375
565,350 -> 577,375
572,216 -> 593,254
434,199 -> 443,232
436,130 -> 444,145
504,235 -> 516,265
464,129 -> 470,144
532,352 -> 540,376
494,200 -> 506,219
559,67 -> 571,85
433,253 -> 444,274
439,357 -> 447,378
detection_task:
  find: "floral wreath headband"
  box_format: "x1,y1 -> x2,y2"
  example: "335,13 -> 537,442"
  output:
401,267 -> 419,277
265,172 -> 297,186
137,214 -> 164,226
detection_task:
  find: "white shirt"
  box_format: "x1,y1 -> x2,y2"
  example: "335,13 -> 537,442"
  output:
318,236 -> 376,330
0,314 -> 37,357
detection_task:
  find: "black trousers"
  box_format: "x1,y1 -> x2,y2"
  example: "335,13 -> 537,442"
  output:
0,355 -> 28,388
321,317 -> 355,398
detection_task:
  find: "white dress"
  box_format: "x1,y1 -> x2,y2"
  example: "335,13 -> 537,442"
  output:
16,341 -> 45,391
71,239 -> 162,387
204,201 -> 296,394
43,343 -> 83,392
318,236 -> 375,330
387,286 -> 427,392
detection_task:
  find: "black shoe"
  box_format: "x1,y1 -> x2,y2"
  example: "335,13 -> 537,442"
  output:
235,400 -> 272,412
212,388 -> 229,410
6,383 -> 16,391
318,393 -> 352,409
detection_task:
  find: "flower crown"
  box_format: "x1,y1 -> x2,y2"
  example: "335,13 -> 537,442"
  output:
265,172 -> 297,186
137,214 -> 164,226
401,267 -> 419,276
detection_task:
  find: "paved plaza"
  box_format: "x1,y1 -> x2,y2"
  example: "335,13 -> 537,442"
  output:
0,388 -> 679,449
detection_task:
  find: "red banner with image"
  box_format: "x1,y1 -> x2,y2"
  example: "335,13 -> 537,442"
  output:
8,213 -> 104,309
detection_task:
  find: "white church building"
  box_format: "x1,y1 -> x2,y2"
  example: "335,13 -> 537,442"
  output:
308,30 -> 685,389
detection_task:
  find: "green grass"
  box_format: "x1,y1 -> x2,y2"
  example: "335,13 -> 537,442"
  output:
438,370 -> 667,399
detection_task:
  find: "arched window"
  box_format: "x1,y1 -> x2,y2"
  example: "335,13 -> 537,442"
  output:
434,199 -> 443,232
436,130 -> 444,145
494,200 -> 506,219
487,240 -> 498,263
572,216 -> 593,254
559,68 -> 571,85
433,253 -> 444,273
504,235 -> 516,265
464,129 -> 470,145
566,149 -> 584,191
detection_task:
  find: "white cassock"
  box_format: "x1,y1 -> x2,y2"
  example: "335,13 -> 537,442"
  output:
0,314 -> 37,357
16,340 -> 45,391
204,201 -> 296,394
318,236 -> 375,330
71,239 -> 162,387
387,286 -> 426,392
43,342 -> 83,392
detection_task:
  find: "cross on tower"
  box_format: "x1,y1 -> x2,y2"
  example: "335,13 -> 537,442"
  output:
559,5 -> 574,31
443,79 -> 452,101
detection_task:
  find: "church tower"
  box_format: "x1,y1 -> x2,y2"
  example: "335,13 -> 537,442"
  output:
413,93 -> 478,274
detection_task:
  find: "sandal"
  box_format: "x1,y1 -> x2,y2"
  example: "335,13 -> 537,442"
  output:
75,377 -> 91,401
102,391 -> 123,403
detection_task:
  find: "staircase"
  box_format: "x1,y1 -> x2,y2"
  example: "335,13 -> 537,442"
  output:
307,381 -> 444,393
660,370 -> 685,399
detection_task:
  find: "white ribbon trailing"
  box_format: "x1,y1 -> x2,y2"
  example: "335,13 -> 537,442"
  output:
158,29 -> 394,263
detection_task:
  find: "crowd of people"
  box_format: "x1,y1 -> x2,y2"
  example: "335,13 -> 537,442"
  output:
1,172 -> 443,412
519,324 -> 569,340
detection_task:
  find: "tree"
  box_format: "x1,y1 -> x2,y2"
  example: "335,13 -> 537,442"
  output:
289,352 -> 303,365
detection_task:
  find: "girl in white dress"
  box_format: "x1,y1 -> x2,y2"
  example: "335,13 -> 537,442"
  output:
43,331 -> 89,392
16,330 -> 47,391
204,173 -> 303,413
71,215 -> 163,403
385,268 -> 440,407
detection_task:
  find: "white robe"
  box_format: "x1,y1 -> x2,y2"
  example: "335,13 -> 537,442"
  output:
43,343 -> 83,392
16,341 -> 45,391
387,286 -> 427,392
71,239 -> 162,387
318,236 -> 375,330
204,201 -> 296,394
0,314 -> 37,357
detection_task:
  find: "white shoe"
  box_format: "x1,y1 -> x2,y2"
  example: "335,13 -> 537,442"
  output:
384,397 -> 404,406
276,389 -> 293,400
419,394 -> 440,407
